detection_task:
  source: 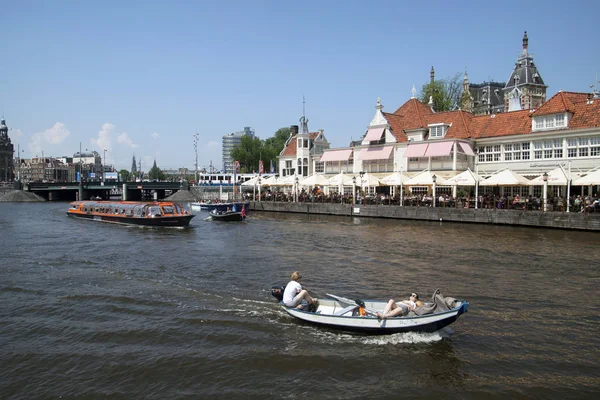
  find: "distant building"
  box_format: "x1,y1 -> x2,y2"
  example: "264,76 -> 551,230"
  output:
461,31 -> 547,115
0,118 -> 15,182
222,127 -> 255,173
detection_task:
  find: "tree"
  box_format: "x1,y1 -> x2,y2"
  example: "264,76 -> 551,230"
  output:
230,127 -> 291,174
119,169 -> 130,182
420,72 -> 463,112
148,160 -> 166,181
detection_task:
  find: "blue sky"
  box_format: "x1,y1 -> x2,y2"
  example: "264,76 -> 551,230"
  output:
2,0 -> 598,172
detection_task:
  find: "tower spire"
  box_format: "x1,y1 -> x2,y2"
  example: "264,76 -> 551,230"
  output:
522,31 -> 529,55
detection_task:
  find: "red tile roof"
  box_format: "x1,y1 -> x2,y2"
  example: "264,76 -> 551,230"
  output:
531,91 -> 588,116
471,110 -> 532,138
382,91 -> 599,140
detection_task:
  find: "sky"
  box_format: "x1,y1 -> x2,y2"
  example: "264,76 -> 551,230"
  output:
2,0 -> 599,172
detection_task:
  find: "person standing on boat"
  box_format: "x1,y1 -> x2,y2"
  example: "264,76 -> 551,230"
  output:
376,293 -> 424,319
282,271 -> 317,310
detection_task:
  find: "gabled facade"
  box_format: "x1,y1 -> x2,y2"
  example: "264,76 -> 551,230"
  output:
278,115 -> 330,177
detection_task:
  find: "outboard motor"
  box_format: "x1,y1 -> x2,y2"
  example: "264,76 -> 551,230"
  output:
271,285 -> 285,302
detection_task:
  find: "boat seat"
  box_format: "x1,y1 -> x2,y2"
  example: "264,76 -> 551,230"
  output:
333,305 -> 358,316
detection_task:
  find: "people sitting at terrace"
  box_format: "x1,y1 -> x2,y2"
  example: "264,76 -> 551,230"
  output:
376,293 -> 425,319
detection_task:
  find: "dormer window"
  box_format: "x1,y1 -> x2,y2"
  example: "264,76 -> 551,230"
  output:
428,124 -> 447,139
533,113 -> 567,131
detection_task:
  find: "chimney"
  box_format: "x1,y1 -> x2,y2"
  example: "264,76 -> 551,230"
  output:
290,125 -> 299,136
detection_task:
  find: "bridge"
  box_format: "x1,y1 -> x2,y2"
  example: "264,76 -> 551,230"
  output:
25,181 -> 189,201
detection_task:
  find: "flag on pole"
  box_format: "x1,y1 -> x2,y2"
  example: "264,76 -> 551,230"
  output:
259,160 -> 264,174
270,160 -> 274,173
235,160 -> 240,173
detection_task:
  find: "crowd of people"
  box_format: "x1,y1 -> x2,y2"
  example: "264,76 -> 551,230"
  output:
242,188 -> 599,212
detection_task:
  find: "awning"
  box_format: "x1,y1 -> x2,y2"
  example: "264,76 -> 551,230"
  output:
459,142 -> 475,156
358,146 -> 393,160
319,149 -> 353,162
424,141 -> 454,157
363,127 -> 385,142
403,143 -> 429,158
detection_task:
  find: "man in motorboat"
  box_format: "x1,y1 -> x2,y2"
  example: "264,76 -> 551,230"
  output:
376,292 -> 424,319
282,271 -> 318,310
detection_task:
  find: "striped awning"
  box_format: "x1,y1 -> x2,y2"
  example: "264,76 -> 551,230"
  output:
320,149 -> 353,162
358,146 -> 393,160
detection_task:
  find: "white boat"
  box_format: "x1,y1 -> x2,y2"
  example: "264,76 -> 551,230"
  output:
270,288 -> 469,335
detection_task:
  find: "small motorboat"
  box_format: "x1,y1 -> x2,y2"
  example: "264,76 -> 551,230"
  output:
270,287 -> 468,335
210,209 -> 245,221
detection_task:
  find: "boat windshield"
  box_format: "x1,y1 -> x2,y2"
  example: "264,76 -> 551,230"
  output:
161,206 -> 174,215
147,206 -> 162,217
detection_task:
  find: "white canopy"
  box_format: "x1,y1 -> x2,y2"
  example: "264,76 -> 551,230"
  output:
359,172 -> 381,187
573,168 -> 600,186
260,175 -> 279,186
529,167 -> 581,186
241,176 -> 261,186
299,174 -> 330,187
443,168 -> 481,186
380,171 -> 410,186
271,175 -> 297,186
404,170 -> 448,186
479,169 -> 531,186
326,172 -> 355,186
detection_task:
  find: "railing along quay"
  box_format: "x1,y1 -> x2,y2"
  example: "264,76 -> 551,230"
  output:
248,201 -> 600,231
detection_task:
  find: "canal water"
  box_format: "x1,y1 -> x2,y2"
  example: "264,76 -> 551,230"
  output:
1,202 -> 598,399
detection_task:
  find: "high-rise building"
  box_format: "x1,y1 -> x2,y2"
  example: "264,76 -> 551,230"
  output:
222,127 -> 255,173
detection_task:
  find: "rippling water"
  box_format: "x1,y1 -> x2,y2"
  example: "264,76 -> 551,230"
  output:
1,202 -> 599,399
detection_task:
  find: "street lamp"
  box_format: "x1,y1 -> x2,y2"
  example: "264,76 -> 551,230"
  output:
359,171 -> 365,205
566,161 -> 571,213
103,149 -> 107,181
352,176 -> 357,204
475,149 -> 480,209
253,173 -> 257,201
432,174 -> 437,208
258,177 -> 262,202
295,176 -> 299,202
542,172 -> 548,212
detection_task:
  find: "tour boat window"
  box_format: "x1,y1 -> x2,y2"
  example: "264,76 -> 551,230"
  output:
162,206 -> 174,215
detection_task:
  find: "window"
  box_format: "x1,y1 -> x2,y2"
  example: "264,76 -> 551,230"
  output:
532,139 -> 563,159
429,124 -> 446,138
567,136 -> 600,158
533,113 -> 567,131
478,145 -> 501,163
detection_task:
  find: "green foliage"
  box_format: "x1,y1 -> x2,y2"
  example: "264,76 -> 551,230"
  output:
119,169 -> 130,182
420,73 -> 463,112
148,160 -> 166,181
231,127 -> 291,173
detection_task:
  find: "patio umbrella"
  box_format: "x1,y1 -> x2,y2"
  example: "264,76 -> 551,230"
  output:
443,169 -> 480,186
572,168 -> 600,186
442,168 -> 481,198
529,167 -> 580,186
241,176 -> 261,186
299,174 -> 330,187
404,170 -> 448,186
380,172 -> 410,205
260,175 -> 279,186
360,172 -> 381,187
479,169 -> 531,186
380,172 -> 410,186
